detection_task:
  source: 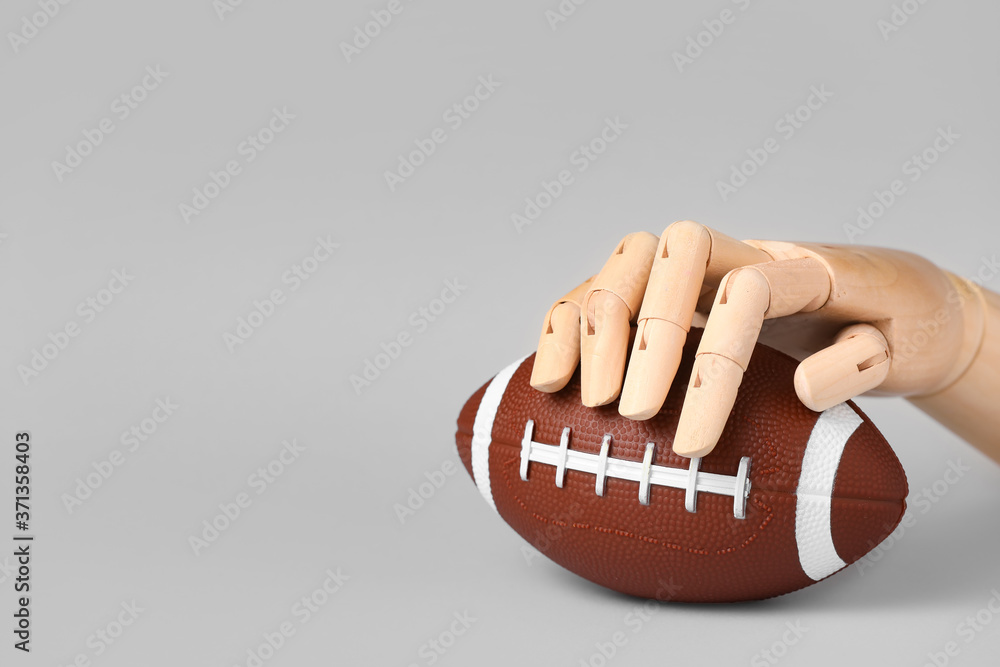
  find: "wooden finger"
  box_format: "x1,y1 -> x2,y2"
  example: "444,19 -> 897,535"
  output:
673,258 -> 832,458
620,221 -> 771,420
579,232 -> 659,406
530,276 -> 595,392
794,324 -> 891,411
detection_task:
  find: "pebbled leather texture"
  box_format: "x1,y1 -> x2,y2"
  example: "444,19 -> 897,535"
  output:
456,328 -> 907,603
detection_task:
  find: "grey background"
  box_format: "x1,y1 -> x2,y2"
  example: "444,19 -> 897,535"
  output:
1,0 -> 999,665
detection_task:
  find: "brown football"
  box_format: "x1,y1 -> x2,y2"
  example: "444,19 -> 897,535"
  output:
455,327 -> 907,602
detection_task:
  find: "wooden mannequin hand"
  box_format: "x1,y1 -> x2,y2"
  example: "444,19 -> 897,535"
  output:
529,221 -> 988,459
